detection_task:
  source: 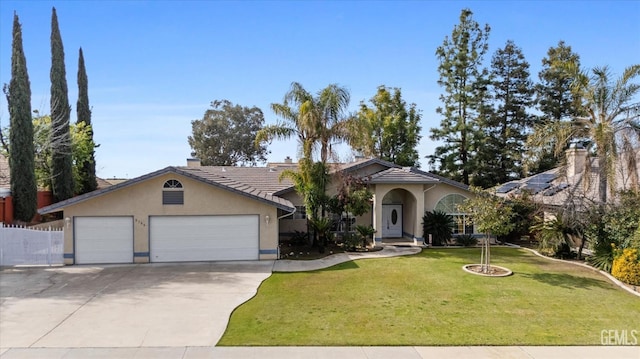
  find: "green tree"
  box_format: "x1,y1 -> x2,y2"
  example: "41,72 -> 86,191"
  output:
257,83 -> 351,246
256,82 -> 351,211
256,82 -> 316,160
457,187 -> 515,273
349,86 -> 421,166
535,41 -> 583,122
528,64 -> 640,204
429,8 -> 490,185
7,13 -> 37,223
315,84 -> 351,164
189,100 -> 268,166
50,7 -> 74,202
76,47 -> 97,194
328,173 -> 373,236
31,114 -> 95,193
529,41 -> 583,173
475,40 -> 534,188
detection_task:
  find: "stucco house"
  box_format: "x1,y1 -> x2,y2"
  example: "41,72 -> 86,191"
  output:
38,157 -> 476,265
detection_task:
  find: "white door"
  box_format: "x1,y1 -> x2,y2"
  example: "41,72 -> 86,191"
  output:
149,215 -> 259,262
382,205 -> 402,238
75,216 -> 133,264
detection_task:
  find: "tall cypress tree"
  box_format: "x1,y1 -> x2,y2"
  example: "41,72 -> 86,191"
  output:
530,41 -> 583,173
428,9 -> 490,185
76,47 -> 97,194
475,40 -> 534,188
50,7 -> 74,202
8,13 -> 37,223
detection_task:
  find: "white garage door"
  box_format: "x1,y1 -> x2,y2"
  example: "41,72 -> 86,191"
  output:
75,216 -> 133,264
150,215 -> 259,262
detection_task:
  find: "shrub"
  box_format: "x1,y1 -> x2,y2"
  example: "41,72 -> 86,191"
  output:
588,191 -> 640,271
355,225 -> 376,248
342,232 -> 361,252
422,210 -> 454,246
454,234 -> 478,247
611,248 -> 640,285
504,192 -> 539,242
290,231 -> 308,246
554,243 -> 576,260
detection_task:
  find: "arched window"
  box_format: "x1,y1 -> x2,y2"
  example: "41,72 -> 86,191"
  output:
163,179 -> 183,189
162,179 -> 184,205
435,194 -> 473,234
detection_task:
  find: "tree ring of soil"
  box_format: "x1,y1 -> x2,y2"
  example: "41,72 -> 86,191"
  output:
462,264 -> 513,277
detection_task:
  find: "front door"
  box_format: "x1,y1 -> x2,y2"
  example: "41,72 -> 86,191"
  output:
382,204 -> 402,238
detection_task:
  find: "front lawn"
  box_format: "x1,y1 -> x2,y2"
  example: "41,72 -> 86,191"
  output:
219,247 -> 639,345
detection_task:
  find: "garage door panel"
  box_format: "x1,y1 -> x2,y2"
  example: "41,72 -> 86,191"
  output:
75,217 -> 133,264
150,215 -> 259,262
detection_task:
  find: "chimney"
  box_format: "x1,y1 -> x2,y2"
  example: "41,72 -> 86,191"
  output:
284,156 -> 293,164
187,157 -> 201,167
566,143 -> 587,177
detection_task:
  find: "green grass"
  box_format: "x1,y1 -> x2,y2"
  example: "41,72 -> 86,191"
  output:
219,247 -> 640,346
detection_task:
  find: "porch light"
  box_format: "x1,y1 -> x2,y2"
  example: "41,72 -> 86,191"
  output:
65,217 -> 71,229
265,215 -> 270,225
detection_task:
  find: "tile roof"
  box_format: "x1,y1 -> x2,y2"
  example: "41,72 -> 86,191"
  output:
192,166 -> 294,194
368,167 -> 440,184
38,166 -> 295,214
367,166 -> 470,190
495,151 -> 640,207
37,157 -> 472,214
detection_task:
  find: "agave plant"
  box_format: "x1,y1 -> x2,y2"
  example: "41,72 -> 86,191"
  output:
422,210 -> 455,246
309,217 -> 333,252
355,225 -> 376,248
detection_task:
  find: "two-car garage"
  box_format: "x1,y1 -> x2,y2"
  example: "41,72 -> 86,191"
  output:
149,215 -> 259,262
73,215 -> 259,264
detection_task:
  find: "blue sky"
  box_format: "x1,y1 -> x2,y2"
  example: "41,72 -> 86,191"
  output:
1,1 -> 639,179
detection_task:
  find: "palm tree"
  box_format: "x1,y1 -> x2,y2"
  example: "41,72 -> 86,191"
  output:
256,82 -> 351,164
315,84 -> 351,164
528,64 -> 640,204
255,82 -> 315,160
258,83 -> 351,245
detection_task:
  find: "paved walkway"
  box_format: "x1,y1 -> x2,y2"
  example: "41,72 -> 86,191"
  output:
272,245 -> 422,272
2,246 -> 638,358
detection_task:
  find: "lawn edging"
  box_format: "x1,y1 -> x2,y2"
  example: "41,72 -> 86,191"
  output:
507,243 -> 640,298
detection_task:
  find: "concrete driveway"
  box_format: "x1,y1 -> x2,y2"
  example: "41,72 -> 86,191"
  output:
0,261 -> 273,349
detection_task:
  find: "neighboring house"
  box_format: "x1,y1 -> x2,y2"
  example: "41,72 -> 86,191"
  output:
494,144 -> 640,209
0,154 -> 53,224
38,157 -> 476,265
0,154 -> 115,224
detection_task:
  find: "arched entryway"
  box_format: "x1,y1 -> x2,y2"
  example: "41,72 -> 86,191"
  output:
380,188 -> 417,242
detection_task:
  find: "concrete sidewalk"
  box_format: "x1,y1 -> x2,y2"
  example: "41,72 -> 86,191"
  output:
272,245 -> 422,272
2,345 -> 638,358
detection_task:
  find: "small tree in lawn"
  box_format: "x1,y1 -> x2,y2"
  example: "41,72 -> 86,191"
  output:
458,186 -> 515,273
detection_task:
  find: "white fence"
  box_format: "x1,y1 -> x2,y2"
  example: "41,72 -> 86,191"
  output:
0,224 -> 64,266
